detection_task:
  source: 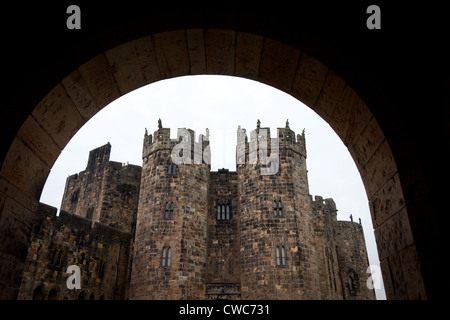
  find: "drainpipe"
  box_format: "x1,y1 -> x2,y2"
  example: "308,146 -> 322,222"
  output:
113,240 -> 122,300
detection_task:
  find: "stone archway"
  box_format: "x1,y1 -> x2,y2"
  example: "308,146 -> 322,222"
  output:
0,6 -> 446,300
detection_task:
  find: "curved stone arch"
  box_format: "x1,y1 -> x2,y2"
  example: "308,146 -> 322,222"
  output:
0,11 -> 429,300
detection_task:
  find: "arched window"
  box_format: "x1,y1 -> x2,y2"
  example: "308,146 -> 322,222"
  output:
217,203 -> 231,221
48,288 -> 57,300
276,246 -> 281,266
276,246 -> 286,266
51,249 -> 63,268
281,246 -> 286,266
32,285 -> 44,300
164,202 -> 174,219
168,164 -> 177,175
167,247 -> 171,267
274,200 -> 283,216
162,247 -> 171,267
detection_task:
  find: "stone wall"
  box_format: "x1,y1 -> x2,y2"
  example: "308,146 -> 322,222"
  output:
335,221 -> 375,300
17,203 -> 132,300
206,169 -> 241,285
130,127 -> 210,299
60,143 -> 141,234
237,125 -> 320,299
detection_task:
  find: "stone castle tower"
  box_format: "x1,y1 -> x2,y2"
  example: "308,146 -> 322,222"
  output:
17,119 -> 375,300
129,124 -> 211,299
129,120 -> 375,300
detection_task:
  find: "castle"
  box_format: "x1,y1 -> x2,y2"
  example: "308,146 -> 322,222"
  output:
17,120 -> 375,300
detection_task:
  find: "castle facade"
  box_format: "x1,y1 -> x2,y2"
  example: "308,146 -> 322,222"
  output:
17,121 -> 375,300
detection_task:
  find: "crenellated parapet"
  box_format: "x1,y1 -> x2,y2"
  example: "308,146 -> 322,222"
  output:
236,120 -> 306,170
143,123 -> 210,165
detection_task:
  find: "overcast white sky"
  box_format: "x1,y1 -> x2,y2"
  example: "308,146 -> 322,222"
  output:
39,74 -> 386,299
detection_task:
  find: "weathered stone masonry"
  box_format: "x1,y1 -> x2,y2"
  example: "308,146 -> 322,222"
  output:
18,121 -> 375,300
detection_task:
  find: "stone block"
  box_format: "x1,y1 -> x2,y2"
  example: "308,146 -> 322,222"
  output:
235,32 -> 263,80
313,70 -> 346,122
352,116 -> 385,169
186,29 -> 207,74
374,208 -> 414,261
16,115 -> 61,169
61,69 -> 99,122
0,137 -> 50,199
152,30 -> 190,79
291,53 -> 328,107
105,36 -> 160,94
360,140 -> 398,199
206,29 -> 236,75
77,53 -> 121,109
31,83 -> 85,150
330,86 -> 372,148
259,38 -> 300,92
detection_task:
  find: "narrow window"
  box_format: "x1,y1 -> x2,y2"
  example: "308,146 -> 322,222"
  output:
168,165 -> 172,174
162,247 -> 171,267
278,201 -> 283,216
170,203 -> 174,219
167,247 -> 171,267
162,247 -> 167,267
217,205 -> 221,220
229,261 -> 233,274
281,246 -> 286,266
56,250 -> 63,267
221,204 -> 226,220
273,201 -> 277,216
226,205 -> 230,220
276,246 -> 281,266
172,164 -> 177,175
164,203 -> 169,219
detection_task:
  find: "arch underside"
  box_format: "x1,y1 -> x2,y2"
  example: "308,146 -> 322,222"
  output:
0,8 -> 445,300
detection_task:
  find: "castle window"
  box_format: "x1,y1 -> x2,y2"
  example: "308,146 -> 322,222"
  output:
222,205 -> 226,220
86,207 -> 94,220
168,164 -> 177,175
276,246 -> 286,266
162,247 -> 171,267
164,202 -> 174,219
273,200 -> 283,216
51,249 -> 63,268
347,270 -> 359,296
71,189 -> 79,203
217,203 -> 231,221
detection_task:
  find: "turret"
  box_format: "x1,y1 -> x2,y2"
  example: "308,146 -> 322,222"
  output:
130,120 -> 210,299
236,120 -> 319,299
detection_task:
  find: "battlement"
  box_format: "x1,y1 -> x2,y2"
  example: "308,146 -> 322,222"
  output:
311,195 -> 338,223
236,120 -> 306,167
87,142 -> 111,170
142,120 -> 210,165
